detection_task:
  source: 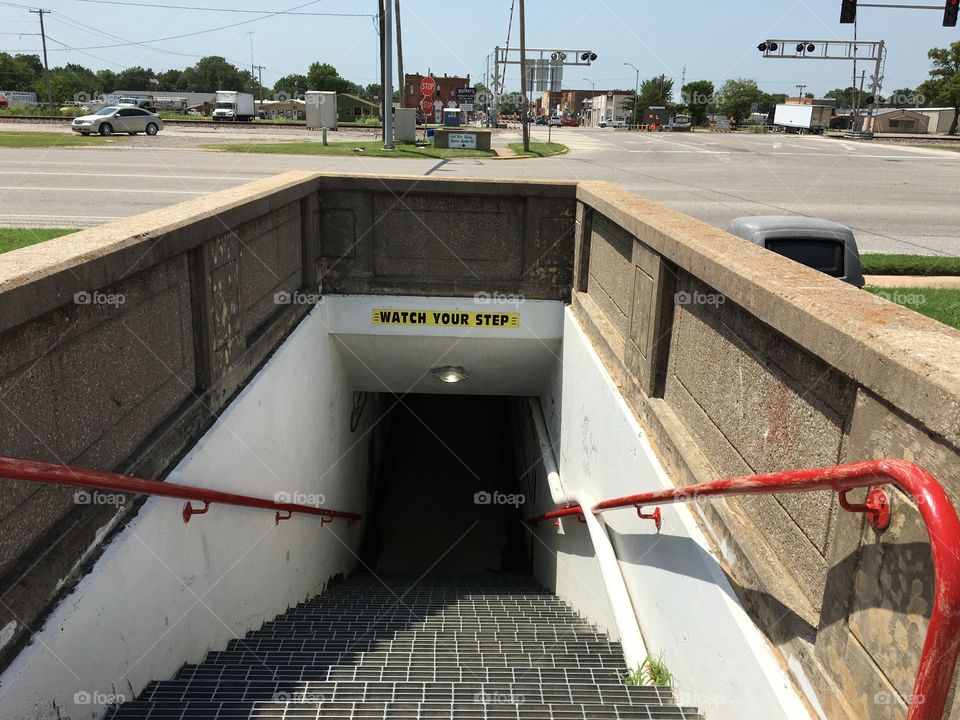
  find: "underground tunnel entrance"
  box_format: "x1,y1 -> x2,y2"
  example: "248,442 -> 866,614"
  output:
360,395 -> 529,575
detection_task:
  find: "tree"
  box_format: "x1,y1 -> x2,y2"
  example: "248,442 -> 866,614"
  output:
365,83 -> 383,98
681,80 -> 714,125
0,53 -> 42,92
155,69 -> 182,92
272,74 -> 308,98
925,41 -> 960,134
307,63 -> 356,94
114,66 -> 155,90
716,78 -> 763,123
825,87 -> 869,110
757,92 -> 787,115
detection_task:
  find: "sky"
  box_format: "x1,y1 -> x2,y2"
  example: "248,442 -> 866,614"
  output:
1,0 -> 957,98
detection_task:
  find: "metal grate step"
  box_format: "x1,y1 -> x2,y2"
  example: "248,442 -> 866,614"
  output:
138,680 -> 673,704
104,573 -> 701,719
105,699 -> 702,719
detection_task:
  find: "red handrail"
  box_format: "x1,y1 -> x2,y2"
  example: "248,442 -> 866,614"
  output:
0,456 -> 361,526
528,459 -> 960,720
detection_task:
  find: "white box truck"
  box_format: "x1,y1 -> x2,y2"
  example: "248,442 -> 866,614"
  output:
773,103 -> 832,134
212,91 -> 255,121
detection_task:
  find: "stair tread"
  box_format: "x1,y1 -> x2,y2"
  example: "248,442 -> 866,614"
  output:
105,573 -> 701,719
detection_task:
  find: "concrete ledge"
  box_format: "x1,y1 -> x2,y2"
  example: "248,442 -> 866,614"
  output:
576,180 -> 960,447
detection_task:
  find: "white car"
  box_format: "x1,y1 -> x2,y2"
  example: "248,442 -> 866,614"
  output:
599,117 -> 627,128
71,106 -> 164,136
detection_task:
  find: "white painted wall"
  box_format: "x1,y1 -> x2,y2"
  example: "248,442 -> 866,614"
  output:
532,309 -> 811,720
0,306 -> 372,720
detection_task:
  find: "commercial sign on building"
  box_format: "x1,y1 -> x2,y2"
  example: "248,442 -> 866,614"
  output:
456,88 -> 476,104
446,133 -> 477,149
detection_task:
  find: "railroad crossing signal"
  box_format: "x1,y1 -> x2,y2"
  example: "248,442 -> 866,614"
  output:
840,0 -> 857,23
946,0 -> 959,27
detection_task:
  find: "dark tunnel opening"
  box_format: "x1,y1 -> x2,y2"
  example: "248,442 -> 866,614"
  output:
360,395 -> 529,575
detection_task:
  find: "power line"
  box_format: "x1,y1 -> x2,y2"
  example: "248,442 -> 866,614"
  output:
69,0 -> 372,17
40,0 -> 358,51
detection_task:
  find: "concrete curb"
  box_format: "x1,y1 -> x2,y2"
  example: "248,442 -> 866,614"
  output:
864,274 -> 960,288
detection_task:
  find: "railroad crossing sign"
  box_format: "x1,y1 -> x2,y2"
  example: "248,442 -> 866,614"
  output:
420,76 -> 437,96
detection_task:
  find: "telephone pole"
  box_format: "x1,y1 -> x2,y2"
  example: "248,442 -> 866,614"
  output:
383,0 -> 394,149
254,65 -> 265,112
394,0 -> 404,107
518,0 -> 528,152
30,8 -> 52,108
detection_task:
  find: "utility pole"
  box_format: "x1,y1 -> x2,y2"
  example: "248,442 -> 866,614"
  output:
796,84 -> 807,101
30,9 -> 52,108
394,0 -> 404,108
518,0 -> 529,152
624,62 -> 640,127
378,0 -> 385,143
383,0 -> 394,149
254,65 -> 265,112
247,32 -> 255,90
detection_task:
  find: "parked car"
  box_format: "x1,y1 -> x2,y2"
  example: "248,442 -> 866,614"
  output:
71,106 -> 164,136
548,116 -> 561,127
669,114 -> 693,132
561,117 -> 577,127
535,117 -> 548,126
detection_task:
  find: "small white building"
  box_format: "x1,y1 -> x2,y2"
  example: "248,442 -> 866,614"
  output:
590,93 -> 634,127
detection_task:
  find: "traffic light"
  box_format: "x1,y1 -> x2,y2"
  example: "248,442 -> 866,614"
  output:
945,0 -> 959,27
757,42 -> 779,52
840,0 -> 857,23
580,52 -> 598,62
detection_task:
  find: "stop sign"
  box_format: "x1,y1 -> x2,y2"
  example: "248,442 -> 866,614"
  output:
420,76 -> 436,96
420,96 -> 434,114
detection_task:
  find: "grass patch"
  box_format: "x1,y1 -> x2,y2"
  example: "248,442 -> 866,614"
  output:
860,253 -> 960,276
865,286 -> 960,329
0,131 -> 112,148
0,227 -> 78,254
201,140 -> 496,159
623,653 -> 673,687
507,141 -> 567,157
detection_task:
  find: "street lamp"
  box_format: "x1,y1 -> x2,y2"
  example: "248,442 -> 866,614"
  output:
624,62 -> 640,127
583,77 -> 595,127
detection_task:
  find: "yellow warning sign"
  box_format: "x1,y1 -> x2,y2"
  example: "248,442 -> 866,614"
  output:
372,309 -> 520,329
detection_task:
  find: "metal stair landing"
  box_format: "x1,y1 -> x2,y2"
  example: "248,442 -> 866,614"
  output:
106,574 -> 701,719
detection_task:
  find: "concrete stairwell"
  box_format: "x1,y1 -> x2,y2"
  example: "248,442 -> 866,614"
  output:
106,574 -> 701,719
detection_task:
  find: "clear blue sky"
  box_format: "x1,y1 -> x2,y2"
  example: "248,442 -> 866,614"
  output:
1,0 -> 957,96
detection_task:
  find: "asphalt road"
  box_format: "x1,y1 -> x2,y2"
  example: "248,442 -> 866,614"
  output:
2,124 -> 959,254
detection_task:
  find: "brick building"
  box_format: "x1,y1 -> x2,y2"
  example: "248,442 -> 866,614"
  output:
403,72 -> 471,116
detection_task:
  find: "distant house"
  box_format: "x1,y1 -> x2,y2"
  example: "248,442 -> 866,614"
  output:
337,93 -> 379,122
865,108 -> 930,134
259,98 -> 305,120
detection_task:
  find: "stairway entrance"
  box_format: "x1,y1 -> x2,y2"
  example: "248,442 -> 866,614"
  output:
362,395 -> 528,575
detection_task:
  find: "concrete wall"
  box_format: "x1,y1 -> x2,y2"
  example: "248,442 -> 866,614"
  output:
515,312 -> 812,720
572,181 -> 960,720
0,303 -> 373,719
0,172 -> 575,675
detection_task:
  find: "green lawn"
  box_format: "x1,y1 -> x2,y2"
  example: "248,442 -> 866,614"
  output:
860,253 -> 960,276
201,140 -> 497,159
865,286 -> 960,329
0,131 -> 112,148
0,228 -> 78,254
507,142 -> 568,158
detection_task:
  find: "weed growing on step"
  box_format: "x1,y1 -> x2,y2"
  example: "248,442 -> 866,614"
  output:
623,652 -> 673,686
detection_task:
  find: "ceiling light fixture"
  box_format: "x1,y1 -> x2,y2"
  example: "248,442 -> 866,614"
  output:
431,366 -> 469,384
